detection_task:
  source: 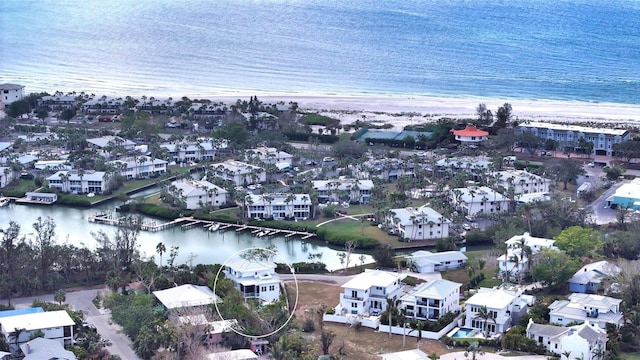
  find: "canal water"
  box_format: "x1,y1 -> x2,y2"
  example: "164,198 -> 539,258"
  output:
0,199 -> 373,271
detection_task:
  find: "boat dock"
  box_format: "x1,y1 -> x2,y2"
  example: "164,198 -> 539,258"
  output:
86,214 -> 316,239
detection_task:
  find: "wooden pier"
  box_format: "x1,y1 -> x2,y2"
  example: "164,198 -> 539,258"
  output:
86,214 -> 316,239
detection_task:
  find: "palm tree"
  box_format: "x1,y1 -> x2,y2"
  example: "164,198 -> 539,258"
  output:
9,327 -> 25,353
474,306 -> 496,338
156,242 -> 166,267
464,341 -> 485,360
562,350 -> 572,360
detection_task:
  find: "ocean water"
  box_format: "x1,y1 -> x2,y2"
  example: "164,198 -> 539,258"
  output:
1,0 -> 639,104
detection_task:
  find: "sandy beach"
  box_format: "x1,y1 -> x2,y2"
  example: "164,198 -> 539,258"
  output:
209,94 -> 640,131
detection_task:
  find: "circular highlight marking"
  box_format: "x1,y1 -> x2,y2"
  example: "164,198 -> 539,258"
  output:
213,246 -> 299,339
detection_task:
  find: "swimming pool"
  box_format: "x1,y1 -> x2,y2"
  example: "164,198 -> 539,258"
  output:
451,327 -> 475,338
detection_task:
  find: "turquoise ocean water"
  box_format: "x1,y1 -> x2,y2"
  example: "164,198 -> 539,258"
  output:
1,0 -> 639,104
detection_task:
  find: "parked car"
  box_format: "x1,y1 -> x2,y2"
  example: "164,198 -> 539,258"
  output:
462,223 -> 471,231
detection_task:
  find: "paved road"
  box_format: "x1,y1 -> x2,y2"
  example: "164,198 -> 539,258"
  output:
588,180 -> 627,225
1,288 -> 141,360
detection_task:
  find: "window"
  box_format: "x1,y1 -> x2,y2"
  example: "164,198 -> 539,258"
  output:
351,302 -> 357,308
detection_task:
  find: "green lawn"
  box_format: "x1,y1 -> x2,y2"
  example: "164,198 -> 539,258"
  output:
621,353 -> 640,360
1,179 -> 39,196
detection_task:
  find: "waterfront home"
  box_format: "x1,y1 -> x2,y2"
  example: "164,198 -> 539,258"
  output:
242,111 -> 279,130
168,179 -> 228,210
86,135 -> 136,155
399,279 -> 461,321
312,178 -> 374,204
605,177 -> 640,210
224,259 -> 281,303
497,232 -> 557,281
436,157 -> 492,181
135,98 -> 178,115
464,286 -> 530,335
153,284 -> 219,310
81,96 -> 127,114
407,250 -> 467,273
46,170 -> 112,194
245,146 -> 293,168
20,337 -> 77,360
109,155 -> 168,179
516,121 -> 629,157
526,319 -> 607,360
210,160 -> 266,186
24,192 -> 57,204
0,308 -> 75,355
356,157 -> 415,181
0,83 -> 24,107
160,140 -> 222,163
494,169 -> 553,197
450,186 -> 509,216
0,166 -> 14,188
386,205 -> 450,241
245,193 -> 311,220
451,124 -> 489,144
568,261 -> 621,294
37,95 -> 78,110
548,293 -> 623,329
188,103 -> 228,120
336,269 -> 404,316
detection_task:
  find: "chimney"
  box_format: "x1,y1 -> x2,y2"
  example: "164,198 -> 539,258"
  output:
25,343 -> 30,354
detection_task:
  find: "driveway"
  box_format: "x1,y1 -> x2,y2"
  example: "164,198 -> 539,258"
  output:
1,288 -> 141,360
588,180 -> 627,225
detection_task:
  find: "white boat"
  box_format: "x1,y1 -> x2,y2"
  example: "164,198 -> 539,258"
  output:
257,230 -> 268,237
0,197 -> 9,207
209,223 -> 220,231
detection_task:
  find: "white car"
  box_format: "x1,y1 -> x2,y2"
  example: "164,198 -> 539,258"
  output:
323,157 -> 335,162
462,223 -> 471,231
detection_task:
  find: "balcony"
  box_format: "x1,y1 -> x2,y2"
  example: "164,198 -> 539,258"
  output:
342,294 -> 364,301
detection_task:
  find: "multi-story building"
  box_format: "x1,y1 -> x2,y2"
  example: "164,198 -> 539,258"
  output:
356,158 -> 415,181
86,135 -> 136,154
338,269 -> 404,316
160,141 -> 220,163
245,147 -> 293,167
436,157 -> 493,181
109,156 -> 167,179
497,232 -> 557,280
494,169 -> 552,197
81,97 -> 127,114
0,308 -> 75,355
245,193 -> 311,220
451,186 -> 509,216
135,98 -> 178,115
407,250 -> 467,273
399,279 -> 462,321
46,170 -> 112,194
188,103 -> 228,120
0,83 -> 24,107
464,287 -> 530,335
386,205 -> 450,241
516,121 -> 630,157
548,293 -> 623,329
168,179 -> 229,210
224,259 -> 281,303
37,95 -> 78,110
210,160 -> 266,186
451,125 -> 489,144
526,319 -> 607,360
312,178 -> 374,204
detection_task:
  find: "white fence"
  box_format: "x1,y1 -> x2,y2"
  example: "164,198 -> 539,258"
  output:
378,315 -> 462,340
322,313 -> 380,329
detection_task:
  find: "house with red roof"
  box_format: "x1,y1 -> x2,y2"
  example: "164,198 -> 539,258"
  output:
451,125 -> 488,144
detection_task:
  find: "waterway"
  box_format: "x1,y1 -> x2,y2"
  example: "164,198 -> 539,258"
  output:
0,198 -> 373,271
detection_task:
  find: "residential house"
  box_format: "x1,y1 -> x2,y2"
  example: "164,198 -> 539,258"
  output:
0,309 -> 75,355
224,259 -> 281,303
516,121 -> 630,157
242,112 -> 279,130
245,193 -> 311,220
407,250 -> 467,273
451,186 -> 509,216
160,141 -> 220,163
464,286 -> 530,335
451,125 -> 489,144
168,179 -> 229,210
548,293 -> 623,329
494,169 -> 552,197
436,157 -> 492,181
386,205 -> 450,241
0,83 -> 24,107
312,178 -> 374,204
109,155 -> 167,179
188,103 -> 228,120
245,147 -> 293,168
20,337 -> 77,360
0,166 -> 14,188
568,261 -> 621,294
82,96 -> 127,114
337,269 -> 404,316
135,98 -> 178,115
605,177 -> 640,210
497,232 -> 557,281
399,279 -> 462,321
356,158 -> 414,181
46,170 -> 112,194
526,319 -> 607,360
210,160 -> 266,186
0,142 -> 12,154
38,95 -> 78,110
176,315 -> 237,345
86,135 -> 136,155
153,284 -> 219,310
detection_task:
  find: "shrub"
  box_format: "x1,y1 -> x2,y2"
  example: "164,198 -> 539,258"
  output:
302,317 -> 315,332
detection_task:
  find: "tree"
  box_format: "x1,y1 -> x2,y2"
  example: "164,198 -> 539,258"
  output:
554,226 -> 603,258
372,244 -> 396,268
54,289 -> 66,304
36,108 -> 49,123
516,132 -> 543,155
464,341 -> 485,360
530,248 -> 581,289
474,306 -> 496,338
6,99 -> 30,118
332,138 -> 366,160
9,327 -> 25,352
60,108 -> 76,122
546,158 -> 584,190
155,242 -> 166,268
494,103 -> 512,129
604,165 -> 625,181
32,216 -> 58,289
476,103 -> 493,125
320,329 -> 336,355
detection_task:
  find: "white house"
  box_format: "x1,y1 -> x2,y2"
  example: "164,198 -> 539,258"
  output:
225,259 -> 281,303
0,83 -> 24,106
38,95 -> 78,110
160,141 -> 221,163
210,160 -> 266,186
497,232 -> 557,280
548,293 -> 623,329
312,178 -> 374,204
153,284 -> 219,309
464,287 -> 530,335
20,337 -> 78,360
245,147 -> 293,167
356,158 -> 415,182
82,96 -> 127,114
451,186 -> 509,216
337,269 -> 404,316
407,250 -> 467,273
451,125 -> 489,144
109,156 -> 167,179
46,170 -> 112,194
168,179 -> 229,210
245,193 -> 311,220
568,261 -> 621,294
494,169 -> 552,197
386,205 -> 450,241
399,279 -> 462,321
436,157 -> 493,181
526,319 -> 607,360
0,309 -> 75,355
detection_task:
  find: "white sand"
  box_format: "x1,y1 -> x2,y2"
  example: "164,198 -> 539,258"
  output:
209,94 -> 640,131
